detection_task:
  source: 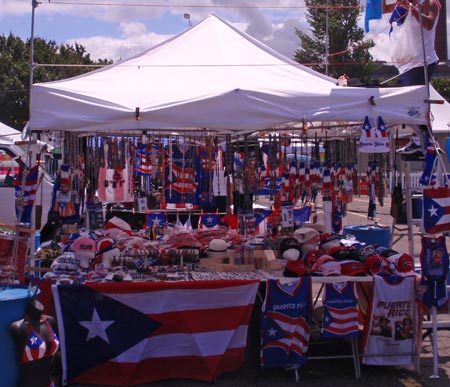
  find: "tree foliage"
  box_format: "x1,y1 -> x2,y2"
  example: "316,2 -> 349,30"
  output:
431,78 -> 450,102
0,34 -> 111,130
294,0 -> 377,83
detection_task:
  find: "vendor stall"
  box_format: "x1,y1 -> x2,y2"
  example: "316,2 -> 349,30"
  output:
8,11 -> 447,387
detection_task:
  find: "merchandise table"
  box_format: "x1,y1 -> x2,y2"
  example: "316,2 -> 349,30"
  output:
51,274 -> 441,386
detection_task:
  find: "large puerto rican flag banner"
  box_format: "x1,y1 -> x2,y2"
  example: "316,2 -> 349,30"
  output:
423,187 -> 450,234
52,281 -> 259,386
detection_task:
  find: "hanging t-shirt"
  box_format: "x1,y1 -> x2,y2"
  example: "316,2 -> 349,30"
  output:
163,141 -> 197,209
362,275 -> 419,366
359,116 -> 376,153
372,116 -> 390,153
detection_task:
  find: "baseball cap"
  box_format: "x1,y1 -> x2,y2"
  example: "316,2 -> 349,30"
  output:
283,248 -> 301,262
320,261 -> 342,276
284,260 -> 307,277
365,254 -> 390,275
293,227 -> 320,245
340,259 -> 368,276
279,237 -> 301,255
387,253 -> 418,276
320,233 -> 342,255
311,254 -> 335,272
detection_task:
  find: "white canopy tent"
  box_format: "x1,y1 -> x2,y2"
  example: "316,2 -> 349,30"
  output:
29,14 -> 429,134
428,86 -> 450,132
0,122 -> 23,144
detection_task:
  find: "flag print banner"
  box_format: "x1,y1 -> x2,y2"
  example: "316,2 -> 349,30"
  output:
198,213 -> 220,228
145,213 -> 167,228
52,280 -> 259,386
322,305 -> 359,338
14,164 -> 39,224
293,206 -> 311,227
423,186 -> 450,234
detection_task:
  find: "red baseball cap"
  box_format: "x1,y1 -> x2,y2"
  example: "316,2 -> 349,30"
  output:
387,253 -> 418,276
366,254 -> 390,275
340,259 -> 368,276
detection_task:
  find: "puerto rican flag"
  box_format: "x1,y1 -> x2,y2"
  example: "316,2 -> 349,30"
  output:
14,164 -> 39,224
322,305 -> 360,338
423,187 -> 450,234
52,281 -> 259,386
293,206 -> 311,227
198,213 -> 220,228
145,213 -> 166,228
134,142 -> 155,175
260,310 -> 310,368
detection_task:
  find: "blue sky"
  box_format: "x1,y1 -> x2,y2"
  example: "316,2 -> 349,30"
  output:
0,0 -> 448,66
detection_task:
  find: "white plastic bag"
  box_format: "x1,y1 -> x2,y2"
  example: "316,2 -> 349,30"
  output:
390,8 -> 423,72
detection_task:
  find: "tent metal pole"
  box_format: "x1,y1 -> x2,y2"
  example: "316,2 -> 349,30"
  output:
30,0 -> 39,94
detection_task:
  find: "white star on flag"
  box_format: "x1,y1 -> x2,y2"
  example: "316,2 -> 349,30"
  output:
428,205 -> 438,217
79,308 -> 114,344
206,216 -> 214,224
268,327 -> 277,337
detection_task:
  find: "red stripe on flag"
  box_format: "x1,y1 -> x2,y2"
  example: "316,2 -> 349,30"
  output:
70,348 -> 247,385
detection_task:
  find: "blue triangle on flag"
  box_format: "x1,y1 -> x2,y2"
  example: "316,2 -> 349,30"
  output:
56,285 -> 160,382
261,314 -> 287,345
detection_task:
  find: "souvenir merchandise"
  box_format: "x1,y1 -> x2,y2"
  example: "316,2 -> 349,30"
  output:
260,278 -> 313,369
321,281 -> 360,338
362,275 -> 419,366
416,235 -> 449,311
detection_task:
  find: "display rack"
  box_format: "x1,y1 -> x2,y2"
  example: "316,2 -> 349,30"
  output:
390,156 -> 424,258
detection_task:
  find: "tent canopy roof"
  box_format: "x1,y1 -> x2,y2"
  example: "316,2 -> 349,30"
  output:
30,14 -> 428,134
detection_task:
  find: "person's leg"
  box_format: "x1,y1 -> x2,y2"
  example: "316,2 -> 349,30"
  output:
400,66 -> 426,86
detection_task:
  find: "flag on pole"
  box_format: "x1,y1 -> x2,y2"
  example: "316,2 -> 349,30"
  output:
423,187 -> 450,234
365,0 -> 382,32
14,164 -> 40,224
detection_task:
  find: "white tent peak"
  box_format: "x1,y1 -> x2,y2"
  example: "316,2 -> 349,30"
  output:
119,14 -> 336,82
30,14 -> 428,133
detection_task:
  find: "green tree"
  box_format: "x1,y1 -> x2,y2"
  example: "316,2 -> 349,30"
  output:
294,0 -> 376,84
431,78 -> 450,102
0,33 -> 111,130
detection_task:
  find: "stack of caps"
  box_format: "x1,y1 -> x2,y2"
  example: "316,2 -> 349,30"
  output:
293,227 -> 320,258
387,253 -> 418,276
70,236 -> 97,269
311,254 -> 341,276
279,237 -> 301,261
365,254 -> 390,275
320,233 -> 342,255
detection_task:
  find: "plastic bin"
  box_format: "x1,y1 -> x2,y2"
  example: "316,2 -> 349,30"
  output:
343,225 -> 391,248
0,287 -> 30,387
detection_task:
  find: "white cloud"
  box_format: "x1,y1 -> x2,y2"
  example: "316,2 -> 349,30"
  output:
2,0 -> 446,64
0,0 -> 30,15
66,22 -> 172,61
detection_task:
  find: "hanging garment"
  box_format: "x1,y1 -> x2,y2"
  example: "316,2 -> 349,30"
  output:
163,141 -> 197,209
416,235 -> 449,311
260,278 -> 313,369
321,281 -> 360,339
372,116 -> 390,153
195,144 -> 216,208
362,275 -> 419,366
359,116 -> 376,153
